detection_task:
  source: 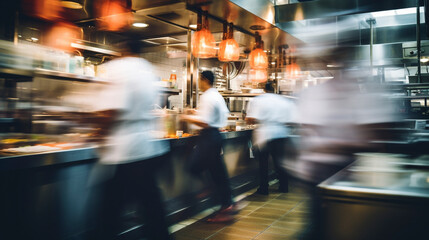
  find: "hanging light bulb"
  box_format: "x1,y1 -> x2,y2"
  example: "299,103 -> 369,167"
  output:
21,0 -> 62,21
286,56 -> 301,78
249,32 -> 268,69
249,69 -> 268,83
218,23 -> 240,62
96,0 -> 133,32
46,22 -> 82,52
192,12 -> 216,58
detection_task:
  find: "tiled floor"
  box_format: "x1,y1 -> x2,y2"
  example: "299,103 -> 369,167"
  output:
170,181 -> 310,240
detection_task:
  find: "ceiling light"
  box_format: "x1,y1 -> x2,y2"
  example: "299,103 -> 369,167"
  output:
189,24 -> 197,29
192,12 -> 216,58
31,37 -> 39,42
421,58 -> 429,63
61,1 -> 83,9
249,32 -> 268,70
133,22 -> 149,28
218,22 -> 240,62
327,64 -> 342,68
371,7 -> 423,18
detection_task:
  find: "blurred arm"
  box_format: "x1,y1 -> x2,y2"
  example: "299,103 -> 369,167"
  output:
181,114 -> 209,128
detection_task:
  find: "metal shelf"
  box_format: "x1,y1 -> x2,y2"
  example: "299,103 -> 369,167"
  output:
34,69 -> 109,83
0,67 -> 34,81
160,88 -> 181,95
221,93 -> 262,97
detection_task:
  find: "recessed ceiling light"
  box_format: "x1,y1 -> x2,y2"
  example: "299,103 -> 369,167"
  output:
189,24 -> 197,29
133,23 -> 149,28
327,64 -> 341,68
421,58 -> 429,63
31,37 -> 39,42
61,1 -> 83,9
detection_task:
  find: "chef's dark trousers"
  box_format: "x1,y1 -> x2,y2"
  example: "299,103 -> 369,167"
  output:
98,154 -> 171,240
189,127 -> 233,207
254,137 -> 293,193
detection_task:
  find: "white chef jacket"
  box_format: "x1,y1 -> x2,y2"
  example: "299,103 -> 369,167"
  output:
197,88 -> 229,128
246,93 -> 296,147
293,76 -> 398,183
94,57 -> 169,164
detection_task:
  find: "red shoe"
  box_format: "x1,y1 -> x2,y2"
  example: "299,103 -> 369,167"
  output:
205,213 -> 235,223
219,201 -> 248,215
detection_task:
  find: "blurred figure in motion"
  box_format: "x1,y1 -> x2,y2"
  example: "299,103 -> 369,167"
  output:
181,71 -> 238,223
245,82 -> 297,195
293,47 -> 398,240
89,39 -> 172,240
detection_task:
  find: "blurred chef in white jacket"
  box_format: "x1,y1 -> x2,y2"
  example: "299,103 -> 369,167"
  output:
246,82 -> 297,195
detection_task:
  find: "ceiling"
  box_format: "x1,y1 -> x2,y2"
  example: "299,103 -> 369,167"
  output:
60,0 -> 304,54
6,0 -> 428,70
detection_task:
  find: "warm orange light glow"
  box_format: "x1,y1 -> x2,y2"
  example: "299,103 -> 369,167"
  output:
96,0 -> 133,32
46,22 -> 82,52
286,62 -> 301,78
249,69 -> 267,83
192,28 -> 216,58
249,48 -> 268,70
218,38 -> 239,62
21,0 -> 62,21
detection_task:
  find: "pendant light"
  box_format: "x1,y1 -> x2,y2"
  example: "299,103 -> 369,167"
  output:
218,23 -> 240,62
46,22 -> 82,52
249,69 -> 268,83
192,12 -> 216,58
249,32 -> 268,70
21,0 -> 62,21
96,0 -> 133,32
286,56 -> 301,78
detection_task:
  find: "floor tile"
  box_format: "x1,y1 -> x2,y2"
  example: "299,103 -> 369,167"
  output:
237,216 -> 276,225
218,226 -> 261,238
208,232 -> 253,240
264,226 -> 297,235
229,221 -> 270,232
173,181 -> 311,240
254,232 -> 294,240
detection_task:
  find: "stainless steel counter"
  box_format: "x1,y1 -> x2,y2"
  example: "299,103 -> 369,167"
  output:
318,154 -> 429,240
319,155 -> 429,201
0,129 -> 257,240
0,129 -> 253,172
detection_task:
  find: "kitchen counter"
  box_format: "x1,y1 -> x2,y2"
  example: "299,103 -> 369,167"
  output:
318,154 -> 429,240
0,129 -> 253,171
0,129 -> 258,240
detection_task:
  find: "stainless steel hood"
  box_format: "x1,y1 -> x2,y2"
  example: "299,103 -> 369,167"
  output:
276,0 -> 427,45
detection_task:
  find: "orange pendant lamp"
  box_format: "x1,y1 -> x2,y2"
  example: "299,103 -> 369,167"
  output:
249,32 -> 268,70
192,12 -> 216,59
96,0 -> 133,32
286,56 -> 301,78
21,0 -> 62,21
218,23 -> 240,62
46,22 -> 82,52
249,68 -> 268,83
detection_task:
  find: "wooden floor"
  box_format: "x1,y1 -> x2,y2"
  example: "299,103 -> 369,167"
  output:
169,182 -> 310,240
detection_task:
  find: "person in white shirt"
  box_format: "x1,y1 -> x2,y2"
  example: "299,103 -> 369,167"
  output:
181,71 -> 237,223
246,82 -> 296,195
90,40 -> 171,240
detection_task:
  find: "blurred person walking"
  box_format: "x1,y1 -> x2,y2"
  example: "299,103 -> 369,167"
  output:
181,71 -> 238,223
245,82 -> 297,195
89,39 -> 172,240
293,49 -> 398,240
